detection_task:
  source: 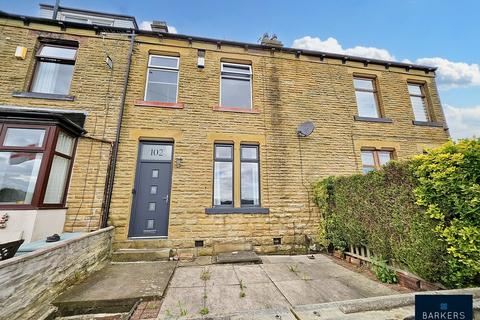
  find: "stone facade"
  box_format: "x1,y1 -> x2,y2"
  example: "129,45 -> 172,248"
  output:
0,15 -> 450,254
0,18 -> 130,231
109,36 -> 449,253
0,227 -> 113,320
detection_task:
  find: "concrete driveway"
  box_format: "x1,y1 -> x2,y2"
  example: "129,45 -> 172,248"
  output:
159,254 -> 397,319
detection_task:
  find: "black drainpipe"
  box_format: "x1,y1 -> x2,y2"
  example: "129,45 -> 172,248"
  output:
101,30 -> 135,228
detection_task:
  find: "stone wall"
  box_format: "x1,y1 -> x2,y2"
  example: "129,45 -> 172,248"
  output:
0,19 -> 131,231
0,226 -> 114,320
109,36 -> 450,252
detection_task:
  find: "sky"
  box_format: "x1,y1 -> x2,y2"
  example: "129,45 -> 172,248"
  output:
1,0 -> 479,139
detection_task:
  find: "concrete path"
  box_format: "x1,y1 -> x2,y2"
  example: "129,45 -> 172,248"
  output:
54,261 -> 176,316
159,254 -> 396,319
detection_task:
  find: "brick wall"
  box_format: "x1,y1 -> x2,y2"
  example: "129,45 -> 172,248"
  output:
0,227 -> 114,320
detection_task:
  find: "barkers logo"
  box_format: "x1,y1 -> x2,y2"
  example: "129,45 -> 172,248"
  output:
415,295 -> 472,320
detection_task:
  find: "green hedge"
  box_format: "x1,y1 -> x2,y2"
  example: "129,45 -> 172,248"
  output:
313,139 -> 480,288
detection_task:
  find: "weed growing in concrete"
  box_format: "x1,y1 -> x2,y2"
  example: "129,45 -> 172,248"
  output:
199,307 -> 209,315
200,269 -> 211,281
288,264 -> 299,274
177,301 -> 188,316
301,274 -> 311,281
165,309 -> 172,317
239,279 -> 247,298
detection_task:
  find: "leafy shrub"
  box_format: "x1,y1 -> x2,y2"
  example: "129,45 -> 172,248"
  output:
370,257 -> 398,284
413,139 -> 480,287
313,139 -> 480,288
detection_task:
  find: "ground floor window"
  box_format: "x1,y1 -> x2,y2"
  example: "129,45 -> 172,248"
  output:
240,145 -> 260,206
361,149 -> 393,173
213,144 -> 233,206
212,143 -> 261,208
0,123 -> 77,208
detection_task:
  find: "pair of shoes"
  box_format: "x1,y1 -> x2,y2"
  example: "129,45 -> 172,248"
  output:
46,234 -> 61,242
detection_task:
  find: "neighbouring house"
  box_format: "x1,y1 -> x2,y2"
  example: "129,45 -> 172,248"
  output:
0,4 -> 449,253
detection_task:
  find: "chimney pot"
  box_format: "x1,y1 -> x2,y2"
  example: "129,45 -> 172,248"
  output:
151,20 -> 168,33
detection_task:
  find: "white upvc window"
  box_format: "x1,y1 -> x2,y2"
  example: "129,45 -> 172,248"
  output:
220,63 -> 252,109
144,55 -> 179,103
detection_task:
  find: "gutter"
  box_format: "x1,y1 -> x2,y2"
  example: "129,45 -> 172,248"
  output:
101,30 -> 135,228
0,10 -> 436,73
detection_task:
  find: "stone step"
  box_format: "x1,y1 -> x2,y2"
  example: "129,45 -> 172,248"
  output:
111,248 -> 171,262
215,250 -> 262,264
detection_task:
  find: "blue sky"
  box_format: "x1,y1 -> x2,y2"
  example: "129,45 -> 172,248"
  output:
1,0 -> 479,139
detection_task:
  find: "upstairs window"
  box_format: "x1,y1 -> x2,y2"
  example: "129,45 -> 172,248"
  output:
354,77 -> 380,118
408,83 -> 429,122
145,55 -> 179,103
361,149 -> 393,173
31,44 -> 77,95
213,144 -> 233,206
220,63 -> 252,109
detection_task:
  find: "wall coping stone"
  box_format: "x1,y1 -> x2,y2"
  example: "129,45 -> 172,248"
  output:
0,226 -> 114,269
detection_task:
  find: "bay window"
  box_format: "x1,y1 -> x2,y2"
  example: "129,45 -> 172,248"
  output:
0,124 -> 77,208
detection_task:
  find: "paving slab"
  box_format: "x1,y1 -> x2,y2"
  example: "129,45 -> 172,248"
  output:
260,263 -> 302,282
159,255 -> 403,319
233,265 -> 270,284
207,283 -> 290,316
207,265 -> 240,286
54,262 -> 175,316
169,266 -> 205,288
158,286 -> 205,318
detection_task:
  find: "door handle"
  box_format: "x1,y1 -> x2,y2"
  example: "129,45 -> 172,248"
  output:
163,194 -> 169,204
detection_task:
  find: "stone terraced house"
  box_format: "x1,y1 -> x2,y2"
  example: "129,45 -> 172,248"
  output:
0,4 -> 450,255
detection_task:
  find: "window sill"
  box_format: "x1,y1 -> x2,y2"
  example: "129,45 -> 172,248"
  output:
354,115 -> 393,123
205,207 -> 269,214
0,205 -> 67,210
412,120 -> 444,128
134,100 -> 184,109
213,106 -> 260,114
12,91 -> 75,101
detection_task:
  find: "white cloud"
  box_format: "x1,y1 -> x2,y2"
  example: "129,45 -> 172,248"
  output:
292,36 -> 396,61
167,25 -> 178,34
139,20 -> 152,30
292,36 -> 480,89
415,58 -> 480,89
444,104 -> 480,140
139,20 -> 178,33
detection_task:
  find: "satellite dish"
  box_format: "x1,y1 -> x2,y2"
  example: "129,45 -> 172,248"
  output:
296,121 -> 315,137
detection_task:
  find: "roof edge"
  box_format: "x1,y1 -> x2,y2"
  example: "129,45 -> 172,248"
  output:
0,10 -> 436,73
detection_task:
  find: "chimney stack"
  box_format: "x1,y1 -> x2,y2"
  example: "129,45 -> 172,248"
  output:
151,21 -> 169,33
260,33 -> 283,47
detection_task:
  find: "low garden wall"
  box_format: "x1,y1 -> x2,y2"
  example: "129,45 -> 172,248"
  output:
0,226 -> 114,320
313,139 -> 480,288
